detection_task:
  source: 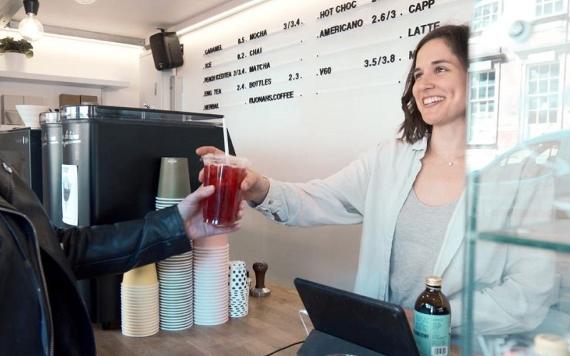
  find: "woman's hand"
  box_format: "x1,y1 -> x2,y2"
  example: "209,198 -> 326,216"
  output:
196,146 -> 270,205
177,185 -> 245,240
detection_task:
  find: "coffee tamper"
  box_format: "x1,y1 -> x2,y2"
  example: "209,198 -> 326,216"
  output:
250,262 -> 271,297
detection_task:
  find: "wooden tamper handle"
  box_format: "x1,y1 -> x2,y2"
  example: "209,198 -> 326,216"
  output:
250,262 -> 271,297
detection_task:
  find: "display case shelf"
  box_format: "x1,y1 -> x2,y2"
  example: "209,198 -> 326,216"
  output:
478,220 -> 570,253
0,70 -> 129,89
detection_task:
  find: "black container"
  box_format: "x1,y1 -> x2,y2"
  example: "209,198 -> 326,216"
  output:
60,105 -> 233,328
0,127 -> 43,201
40,112 -> 63,227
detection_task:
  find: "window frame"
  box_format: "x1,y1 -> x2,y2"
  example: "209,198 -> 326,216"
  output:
468,64 -> 501,148
535,0 -> 567,19
523,58 -> 564,139
472,0 -> 501,33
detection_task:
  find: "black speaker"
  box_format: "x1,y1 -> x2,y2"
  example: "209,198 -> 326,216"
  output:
149,30 -> 184,70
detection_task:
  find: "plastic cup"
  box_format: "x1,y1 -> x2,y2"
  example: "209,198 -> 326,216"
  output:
202,154 -> 248,227
157,157 -> 191,199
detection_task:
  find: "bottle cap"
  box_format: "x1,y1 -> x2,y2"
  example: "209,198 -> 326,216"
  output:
425,276 -> 442,287
534,334 -> 569,356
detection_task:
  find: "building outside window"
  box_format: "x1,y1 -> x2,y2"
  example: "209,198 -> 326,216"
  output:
526,61 -> 562,138
535,0 -> 564,17
469,69 -> 498,145
472,0 -> 500,32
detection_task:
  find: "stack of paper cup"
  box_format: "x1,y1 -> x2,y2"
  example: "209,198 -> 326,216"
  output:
229,261 -> 249,318
156,196 -> 183,210
157,251 -> 194,331
155,157 -> 191,210
121,264 -> 160,337
155,156 -> 194,330
193,235 -> 229,325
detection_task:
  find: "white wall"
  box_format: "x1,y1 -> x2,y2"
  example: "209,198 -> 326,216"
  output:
173,0 -> 471,290
0,29 -> 142,107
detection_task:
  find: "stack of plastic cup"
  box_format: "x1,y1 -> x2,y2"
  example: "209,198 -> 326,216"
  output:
121,264 -> 160,337
229,261 -> 249,318
193,235 -> 229,325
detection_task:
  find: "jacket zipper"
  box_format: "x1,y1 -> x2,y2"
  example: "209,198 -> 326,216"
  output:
0,207 -> 54,356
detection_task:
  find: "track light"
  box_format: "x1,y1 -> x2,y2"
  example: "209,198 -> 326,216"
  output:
19,0 -> 44,41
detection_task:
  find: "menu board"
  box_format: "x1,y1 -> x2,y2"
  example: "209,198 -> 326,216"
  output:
188,0 -> 467,113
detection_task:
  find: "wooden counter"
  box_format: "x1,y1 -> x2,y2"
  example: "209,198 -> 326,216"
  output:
94,283 -> 308,355
94,283 -> 460,355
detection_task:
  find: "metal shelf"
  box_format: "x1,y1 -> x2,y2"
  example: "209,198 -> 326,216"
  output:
0,70 -> 129,89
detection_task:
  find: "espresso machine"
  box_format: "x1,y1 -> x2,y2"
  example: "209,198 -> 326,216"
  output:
59,105 -> 234,328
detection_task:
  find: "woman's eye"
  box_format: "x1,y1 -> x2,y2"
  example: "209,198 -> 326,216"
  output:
436,66 -> 448,73
414,72 -> 422,80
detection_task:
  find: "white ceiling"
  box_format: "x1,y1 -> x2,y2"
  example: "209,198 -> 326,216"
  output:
11,0 -> 247,40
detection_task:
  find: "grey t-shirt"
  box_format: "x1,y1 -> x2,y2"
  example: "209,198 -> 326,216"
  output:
388,189 -> 457,309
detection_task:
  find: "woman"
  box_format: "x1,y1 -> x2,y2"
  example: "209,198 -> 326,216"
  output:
198,25 -> 555,335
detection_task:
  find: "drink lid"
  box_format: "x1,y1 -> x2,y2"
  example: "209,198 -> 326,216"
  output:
534,334 -> 569,356
202,153 -> 250,168
425,276 -> 442,287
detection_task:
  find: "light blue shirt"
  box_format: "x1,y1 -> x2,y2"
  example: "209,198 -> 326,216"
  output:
256,137 -> 556,335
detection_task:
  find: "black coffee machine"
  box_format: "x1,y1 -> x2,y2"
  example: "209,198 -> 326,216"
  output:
59,105 -> 234,328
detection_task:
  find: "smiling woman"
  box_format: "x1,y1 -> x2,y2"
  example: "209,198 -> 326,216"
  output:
400,25 -> 469,144
412,39 -> 467,129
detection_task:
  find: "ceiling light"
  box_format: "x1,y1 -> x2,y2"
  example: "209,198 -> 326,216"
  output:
75,0 -> 96,4
19,0 -> 44,41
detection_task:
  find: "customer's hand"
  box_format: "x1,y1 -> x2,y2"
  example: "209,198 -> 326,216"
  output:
177,185 -> 245,240
196,146 -> 270,205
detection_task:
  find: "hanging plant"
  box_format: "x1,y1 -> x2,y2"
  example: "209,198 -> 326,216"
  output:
0,37 -> 34,58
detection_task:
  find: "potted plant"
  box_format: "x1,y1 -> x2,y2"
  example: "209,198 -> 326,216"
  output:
0,37 -> 34,58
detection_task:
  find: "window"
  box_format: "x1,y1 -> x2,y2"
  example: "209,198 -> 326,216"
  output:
535,0 -> 564,17
472,1 -> 499,32
469,70 -> 498,145
526,62 -> 561,137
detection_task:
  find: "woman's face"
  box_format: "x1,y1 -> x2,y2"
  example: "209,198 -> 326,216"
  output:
412,38 -> 467,127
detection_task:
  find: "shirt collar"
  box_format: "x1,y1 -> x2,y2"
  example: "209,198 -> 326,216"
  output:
411,136 -> 428,151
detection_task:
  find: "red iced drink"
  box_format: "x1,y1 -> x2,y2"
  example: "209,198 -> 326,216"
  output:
202,154 -> 248,226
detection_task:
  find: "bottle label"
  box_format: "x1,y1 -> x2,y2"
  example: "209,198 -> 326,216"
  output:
413,311 -> 450,356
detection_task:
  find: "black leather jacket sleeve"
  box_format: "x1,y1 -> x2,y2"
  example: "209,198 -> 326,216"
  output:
54,206 -> 190,279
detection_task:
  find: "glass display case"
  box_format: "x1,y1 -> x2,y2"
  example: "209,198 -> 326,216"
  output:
463,1 -> 570,355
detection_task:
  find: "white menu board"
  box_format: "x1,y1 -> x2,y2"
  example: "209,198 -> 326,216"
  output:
193,0 -> 466,110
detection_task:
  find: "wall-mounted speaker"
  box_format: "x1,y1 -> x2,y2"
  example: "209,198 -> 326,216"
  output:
149,30 -> 184,70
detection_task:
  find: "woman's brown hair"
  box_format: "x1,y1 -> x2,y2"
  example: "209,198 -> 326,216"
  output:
400,24 -> 469,144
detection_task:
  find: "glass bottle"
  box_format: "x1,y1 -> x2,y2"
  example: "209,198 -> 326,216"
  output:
413,276 -> 451,356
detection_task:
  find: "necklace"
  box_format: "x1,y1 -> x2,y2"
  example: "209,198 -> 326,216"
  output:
445,156 -> 464,167
428,152 -> 465,167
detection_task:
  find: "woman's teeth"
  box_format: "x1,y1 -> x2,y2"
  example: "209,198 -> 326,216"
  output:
423,96 -> 444,105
